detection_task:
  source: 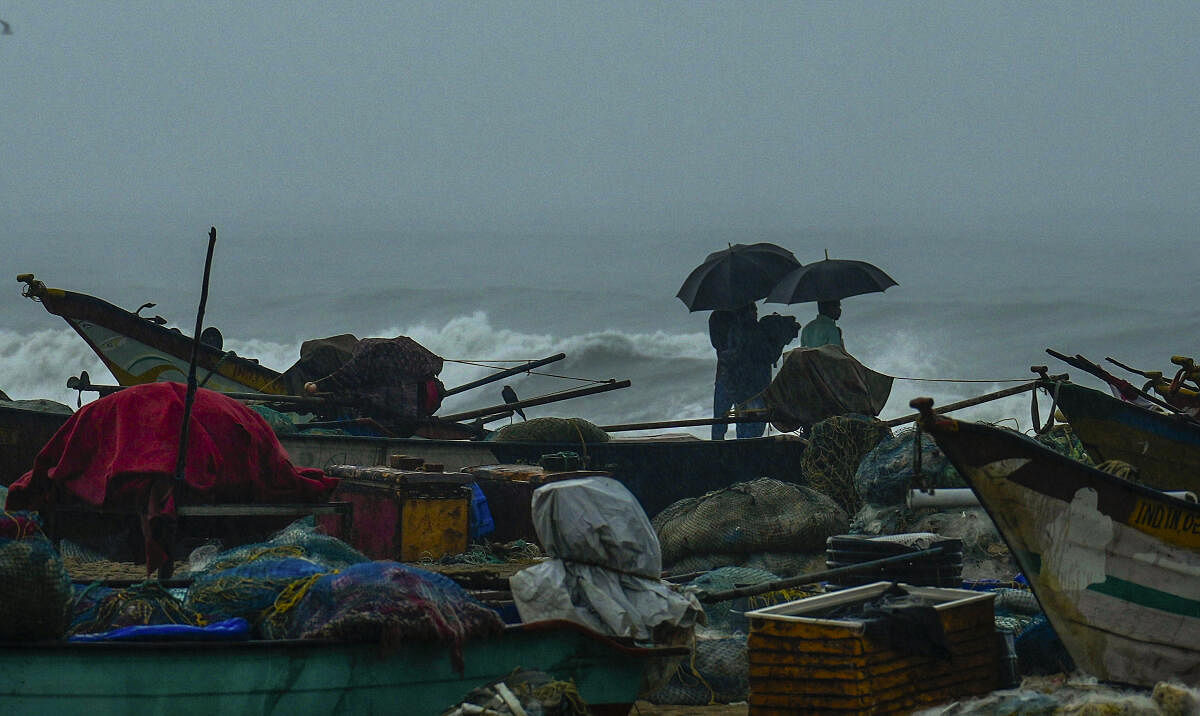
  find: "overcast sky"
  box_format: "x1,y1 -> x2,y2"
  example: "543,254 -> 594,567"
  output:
2,1 -> 1197,242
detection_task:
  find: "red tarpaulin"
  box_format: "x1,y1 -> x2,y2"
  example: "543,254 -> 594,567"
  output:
7,382 -> 338,572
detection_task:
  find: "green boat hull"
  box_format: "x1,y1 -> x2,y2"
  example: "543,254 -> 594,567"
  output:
0,620 -> 682,715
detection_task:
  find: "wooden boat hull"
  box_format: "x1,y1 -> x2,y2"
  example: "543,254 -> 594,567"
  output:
20,277 -> 288,395
0,403 -> 71,485
279,432 -> 808,518
922,412 -> 1200,687
1049,380 -> 1200,490
0,620 -> 683,715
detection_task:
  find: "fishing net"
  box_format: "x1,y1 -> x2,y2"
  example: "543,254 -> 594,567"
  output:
183,557 -> 331,631
68,581 -> 200,636
247,404 -> 299,435
799,414 -> 893,515
685,566 -> 779,635
652,478 -> 848,568
910,508 -> 1014,581
489,417 -> 610,444
1034,423 -> 1093,464
273,561 -> 504,671
666,551 -> 825,579
646,636 -> 750,706
441,668 -> 590,716
855,427 -> 965,507
185,517 -> 368,574
0,511 -> 72,640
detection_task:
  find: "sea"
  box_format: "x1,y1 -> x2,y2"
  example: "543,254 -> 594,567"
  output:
2,210 -> 1196,436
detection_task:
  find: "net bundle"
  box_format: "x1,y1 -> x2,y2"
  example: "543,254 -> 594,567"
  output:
0,511 -> 72,640
854,426 -> 965,507
652,478 -> 848,570
68,581 -> 199,636
490,417 -> 610,444
275,561 -> 504,670
187,517 -> 369,574
799,414 -> 892,514
184,557 -> 331,631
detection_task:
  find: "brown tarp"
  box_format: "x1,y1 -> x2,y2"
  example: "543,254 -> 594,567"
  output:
762,345 -> 893,432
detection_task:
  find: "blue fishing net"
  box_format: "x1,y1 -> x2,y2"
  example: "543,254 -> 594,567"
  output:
276,561 -> 504,670
184,557 -> 331,631
68,581 -> 200,636
188,517 -> 368,573
0,511 -> 72,640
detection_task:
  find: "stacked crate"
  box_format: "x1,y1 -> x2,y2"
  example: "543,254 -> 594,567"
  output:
745,582 -> 1000,714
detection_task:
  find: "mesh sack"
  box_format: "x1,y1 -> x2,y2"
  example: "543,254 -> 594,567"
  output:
647,636 -> 749,706
184,557 -> 331,628
276,561 -> 504,670
800,414 -> 892,514
653,478 -> 847,566
0,511 -> 72,640
854,427 -> 965,507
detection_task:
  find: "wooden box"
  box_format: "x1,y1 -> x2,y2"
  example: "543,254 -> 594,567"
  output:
320,471 -> 473,561
745,582 -> 1000,715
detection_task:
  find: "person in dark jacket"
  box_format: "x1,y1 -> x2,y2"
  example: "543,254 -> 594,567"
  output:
711,305 -> 798,439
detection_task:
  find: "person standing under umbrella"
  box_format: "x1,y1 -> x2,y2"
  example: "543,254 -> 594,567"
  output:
800,300 -> 845,349
712,304 -> 788,439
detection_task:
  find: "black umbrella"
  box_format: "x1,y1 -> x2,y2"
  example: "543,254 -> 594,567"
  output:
766,253 -> 898,304
676,242 -> 802,312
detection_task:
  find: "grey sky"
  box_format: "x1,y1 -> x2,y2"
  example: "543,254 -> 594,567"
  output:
3,1 -> 1198,241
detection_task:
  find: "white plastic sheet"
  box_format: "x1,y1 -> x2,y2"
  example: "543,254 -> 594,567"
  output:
510,476 -> 702,640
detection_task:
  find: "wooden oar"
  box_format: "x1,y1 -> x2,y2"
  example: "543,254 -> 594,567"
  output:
438,379 -> 631,422
599,416 -> 798,433
880,374 -> 1066,428
695,547 -> 946,603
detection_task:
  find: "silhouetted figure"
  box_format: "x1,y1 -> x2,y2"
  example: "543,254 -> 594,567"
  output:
1,20 -> 12,35
711,304 -> 798,439
502,385 -> 526,420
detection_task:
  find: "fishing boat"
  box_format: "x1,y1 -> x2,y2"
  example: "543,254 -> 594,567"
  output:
0,401 -> 72,485
17,274 -> 289,395
1039,377 -> 1200,490
0,619 -> 685,715
13,274 -> 810,515
279,430 -> 807,519
913,397 -> 1200,687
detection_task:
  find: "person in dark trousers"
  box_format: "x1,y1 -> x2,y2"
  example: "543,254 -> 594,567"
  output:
711,304 -> 798,439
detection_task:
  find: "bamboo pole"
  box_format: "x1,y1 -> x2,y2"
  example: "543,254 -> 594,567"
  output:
441,353 -> 567,398
881,374 -> 1066,428
697,547 -> 947,603
439,379 -> 631,422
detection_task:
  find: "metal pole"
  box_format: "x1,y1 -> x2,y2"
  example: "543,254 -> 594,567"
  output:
175,227 -> 217,482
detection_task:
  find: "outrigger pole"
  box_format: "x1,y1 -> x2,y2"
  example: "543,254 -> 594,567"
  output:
175,227 -> 217,482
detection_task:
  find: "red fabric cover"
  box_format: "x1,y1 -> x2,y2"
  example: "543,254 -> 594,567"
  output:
7,383 -> 338,572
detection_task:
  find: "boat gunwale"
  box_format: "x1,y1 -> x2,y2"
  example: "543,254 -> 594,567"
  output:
0,618 -> 691,657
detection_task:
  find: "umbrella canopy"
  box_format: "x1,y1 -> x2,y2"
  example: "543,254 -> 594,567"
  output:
676,242 -> 801,312
766,257 -> 898,304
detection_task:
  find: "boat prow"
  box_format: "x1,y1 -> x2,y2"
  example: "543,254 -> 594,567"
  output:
914,397 -> 1200,687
